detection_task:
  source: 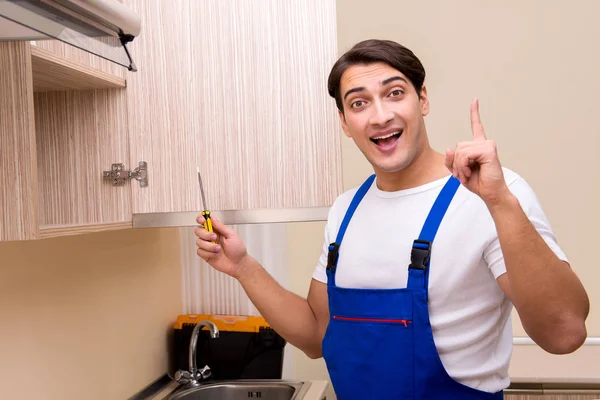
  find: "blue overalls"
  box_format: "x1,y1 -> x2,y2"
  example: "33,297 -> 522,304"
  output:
322,174 -> 504,399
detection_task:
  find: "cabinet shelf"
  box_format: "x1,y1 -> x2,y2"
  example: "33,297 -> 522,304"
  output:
31,46 -> 126,92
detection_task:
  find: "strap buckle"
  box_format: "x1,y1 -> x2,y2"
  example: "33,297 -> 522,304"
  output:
409,239 -> 431,271
326,242 -> 340,272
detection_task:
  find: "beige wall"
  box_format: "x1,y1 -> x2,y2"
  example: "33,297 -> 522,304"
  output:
287,0 -> 600,394
0,228 -> 182,399
338,0 -> 600,377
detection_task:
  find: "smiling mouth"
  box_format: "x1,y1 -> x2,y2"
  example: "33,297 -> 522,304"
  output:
370,130 -> 403,146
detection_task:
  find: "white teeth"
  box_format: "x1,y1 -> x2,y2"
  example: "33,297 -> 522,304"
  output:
373,131 -> 401,140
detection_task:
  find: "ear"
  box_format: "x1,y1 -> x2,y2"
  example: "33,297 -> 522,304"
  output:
419,85 -> 430,116
338,109 -> 352,138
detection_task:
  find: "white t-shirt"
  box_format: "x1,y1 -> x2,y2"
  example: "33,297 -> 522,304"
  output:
312,168 -> 568,393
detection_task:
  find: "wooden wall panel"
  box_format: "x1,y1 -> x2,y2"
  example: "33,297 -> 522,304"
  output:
124,0 -> 342,214
34,89 -> 131,230
0,42 -> 39,241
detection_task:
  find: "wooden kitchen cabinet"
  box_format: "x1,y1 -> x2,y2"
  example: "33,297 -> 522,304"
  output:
0,41 -> 132,241
123,0 -> 342,216
0,0 -> 342,242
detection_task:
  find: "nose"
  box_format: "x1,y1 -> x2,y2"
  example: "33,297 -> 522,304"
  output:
369,99 -> 394,127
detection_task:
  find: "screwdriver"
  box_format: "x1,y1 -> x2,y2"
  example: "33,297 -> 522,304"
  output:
197,167 -> 215,243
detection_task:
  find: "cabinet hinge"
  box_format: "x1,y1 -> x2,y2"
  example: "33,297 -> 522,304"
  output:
103,161 -> 148,187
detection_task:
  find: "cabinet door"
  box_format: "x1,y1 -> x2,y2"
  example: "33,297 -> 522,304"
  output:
0,42 -> 39,241
124,0 -> 342,216
34,88 -> 133,238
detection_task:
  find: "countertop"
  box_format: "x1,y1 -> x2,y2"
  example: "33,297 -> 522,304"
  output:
299,380 -> 329,400
510,377 -> 600,384
133,374 -> 600,398
506,377 -> 600,395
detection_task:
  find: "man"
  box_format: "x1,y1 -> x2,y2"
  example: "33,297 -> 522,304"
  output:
194,39 -> 589,398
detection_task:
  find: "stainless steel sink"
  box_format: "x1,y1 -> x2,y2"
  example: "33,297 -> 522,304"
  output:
155,321 -> 311,400
165,380 -> 310,400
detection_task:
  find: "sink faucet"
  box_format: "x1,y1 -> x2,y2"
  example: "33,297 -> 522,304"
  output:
174,320 -> 219,386
189,320 -> 219,381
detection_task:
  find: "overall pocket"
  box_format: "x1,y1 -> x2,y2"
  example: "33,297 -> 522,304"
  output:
323,315 -> 415,399
332,315 -> 412,326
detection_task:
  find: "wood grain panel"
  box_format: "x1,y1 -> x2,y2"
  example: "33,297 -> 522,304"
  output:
506,395 -> 600,400
35,88 -> 132,228
31,46 -> 126,92
31,40 -> 126,79
124,0 -> 342,214
0,42 -> 39,241
38,222 -> 132,239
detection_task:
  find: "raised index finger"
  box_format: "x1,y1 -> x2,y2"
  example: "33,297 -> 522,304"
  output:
470,98 -> 487,141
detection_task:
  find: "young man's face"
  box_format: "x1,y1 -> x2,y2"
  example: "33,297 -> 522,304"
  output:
338,62 -> 430,175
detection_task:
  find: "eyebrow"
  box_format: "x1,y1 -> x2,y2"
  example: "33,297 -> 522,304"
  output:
343,76 -> 408,101
382,76 -> 407,86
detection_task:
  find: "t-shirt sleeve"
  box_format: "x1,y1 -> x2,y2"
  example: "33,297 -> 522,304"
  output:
484,176 -> 568,279
312,228 -> 331,284
312,210 -> 336,284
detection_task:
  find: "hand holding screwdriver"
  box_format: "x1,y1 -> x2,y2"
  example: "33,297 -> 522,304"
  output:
195,214 -> 249,278
197,168 -> 215,243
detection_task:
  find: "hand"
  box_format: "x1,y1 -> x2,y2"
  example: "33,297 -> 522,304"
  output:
194,215 -> 249,278
444,98 -> 510,205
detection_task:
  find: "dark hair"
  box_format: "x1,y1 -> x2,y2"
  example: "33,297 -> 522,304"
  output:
327,39 -> 426,113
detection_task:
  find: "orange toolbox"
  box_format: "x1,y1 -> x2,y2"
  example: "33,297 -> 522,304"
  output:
169,314 -> 286,380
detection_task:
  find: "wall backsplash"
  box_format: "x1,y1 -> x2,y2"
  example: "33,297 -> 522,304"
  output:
179,223 -> 287,316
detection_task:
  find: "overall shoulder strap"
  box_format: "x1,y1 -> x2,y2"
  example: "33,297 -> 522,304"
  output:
325,174 -> 376,287
407,176 -> 461,291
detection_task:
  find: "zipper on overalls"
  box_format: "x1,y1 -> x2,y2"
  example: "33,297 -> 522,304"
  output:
332,316 -> 412,327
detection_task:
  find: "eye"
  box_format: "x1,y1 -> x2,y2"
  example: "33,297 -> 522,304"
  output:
389,89 -> 404,97
351,100 -> 366,109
